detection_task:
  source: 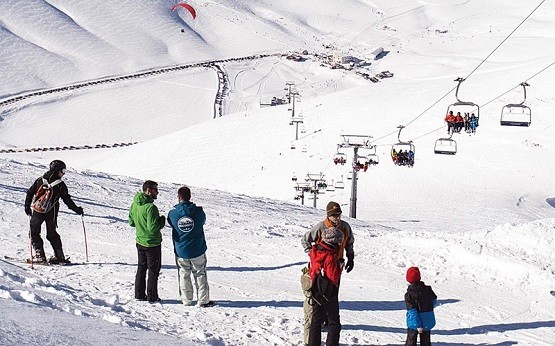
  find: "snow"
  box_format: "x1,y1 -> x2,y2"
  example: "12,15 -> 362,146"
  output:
1,0 -> 555,344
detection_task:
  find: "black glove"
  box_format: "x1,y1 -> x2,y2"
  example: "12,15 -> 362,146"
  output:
75,206 -> 84,215
345,254 -> 354,273
159,215 -> 166,224
25,206 -> 32,216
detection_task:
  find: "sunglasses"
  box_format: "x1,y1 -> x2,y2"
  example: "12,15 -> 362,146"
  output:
329,213 -> 341,218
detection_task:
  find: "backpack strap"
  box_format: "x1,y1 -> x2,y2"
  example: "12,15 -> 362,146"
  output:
41,178 -> 63,188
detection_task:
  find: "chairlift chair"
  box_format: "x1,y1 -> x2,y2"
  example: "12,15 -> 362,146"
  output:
445,77 -> 480,134
391,125 -> 415,167
335,176 -> 345,189
290,141 -> 296,150
355,155 -> 370,172
333,149 -> 348,165
500,82 -> 531,127
434,134 -> 457,155
366,145 -> 379,165
367,154 -> 379,165
326,181 -> 335,192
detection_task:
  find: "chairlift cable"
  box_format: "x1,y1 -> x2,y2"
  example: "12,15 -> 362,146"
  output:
373,0 -> 546,143
463,0 -> 547,81
480,60 -> 555,110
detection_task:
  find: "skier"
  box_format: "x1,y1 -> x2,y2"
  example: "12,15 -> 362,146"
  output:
469,114 -> 478,134
24,160 -> 84,264
300,201 -> 354,346
308,227 -> 344,346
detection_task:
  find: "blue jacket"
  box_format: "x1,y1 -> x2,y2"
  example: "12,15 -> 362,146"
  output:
405,281 -> 437,331
167,201 -> 207,259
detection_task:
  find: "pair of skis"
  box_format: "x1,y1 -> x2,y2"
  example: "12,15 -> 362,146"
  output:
3,255 -> 78,266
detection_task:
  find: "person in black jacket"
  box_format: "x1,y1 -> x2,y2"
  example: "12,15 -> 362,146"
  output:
404,266 -> 437,346
24,160 -> 84,264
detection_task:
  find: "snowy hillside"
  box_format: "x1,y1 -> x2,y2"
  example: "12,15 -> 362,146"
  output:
1,0 -> 554,345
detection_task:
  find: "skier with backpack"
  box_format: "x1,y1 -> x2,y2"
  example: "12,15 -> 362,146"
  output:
300,201 -> 355,345
307,226 -> 345,346
24,160 -> 84,264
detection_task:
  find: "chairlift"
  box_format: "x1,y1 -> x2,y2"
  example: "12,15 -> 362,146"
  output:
365,145 -> 379,165
500,82 -> 531,127
326,180 -> 335,192
333,148 -> 348,165
290,141 -> 296,150
302,145 -> 307,153
354,155 -> 370,172
292,174 -> 298,182
434,133 -> 457,155
317,182 -> 328,190
391,125 -> 415,167
445,77 -> 480,135
335,176 -> 345,189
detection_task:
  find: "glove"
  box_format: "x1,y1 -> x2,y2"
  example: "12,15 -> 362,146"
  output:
25,206 -> 32,216
345,254 -> 354,273
417,328 -> 424,334
159,215 -> 166,224
75,206 -> 84,215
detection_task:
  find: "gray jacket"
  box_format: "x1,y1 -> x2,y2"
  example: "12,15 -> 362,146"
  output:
301,219 -> 354,259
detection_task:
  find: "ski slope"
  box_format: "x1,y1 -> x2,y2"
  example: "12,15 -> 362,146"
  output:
0,0 -> 554,344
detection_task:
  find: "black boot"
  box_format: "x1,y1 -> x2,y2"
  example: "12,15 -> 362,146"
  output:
50,248 -> 70,264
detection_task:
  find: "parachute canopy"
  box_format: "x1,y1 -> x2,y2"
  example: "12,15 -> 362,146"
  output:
171,3 -> 196,19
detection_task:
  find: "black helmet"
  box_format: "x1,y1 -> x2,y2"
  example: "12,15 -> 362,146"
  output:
49,160 -> 66,172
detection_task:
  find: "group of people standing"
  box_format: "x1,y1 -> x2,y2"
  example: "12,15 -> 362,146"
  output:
24,161 -> 213,307
444,110 -> 479,135
25,161 -> 438,345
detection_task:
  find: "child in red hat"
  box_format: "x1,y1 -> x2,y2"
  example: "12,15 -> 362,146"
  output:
404,266 -> 437,346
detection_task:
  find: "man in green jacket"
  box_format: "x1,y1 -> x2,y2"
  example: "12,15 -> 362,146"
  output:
129,180 -> 166,303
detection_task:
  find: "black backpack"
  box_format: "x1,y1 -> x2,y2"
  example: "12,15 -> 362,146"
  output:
310,273 -> 337,306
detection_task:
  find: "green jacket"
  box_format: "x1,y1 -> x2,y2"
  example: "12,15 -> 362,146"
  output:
128,192 -> 164,247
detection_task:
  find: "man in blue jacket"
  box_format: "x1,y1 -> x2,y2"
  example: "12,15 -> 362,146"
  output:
167,186 -> 214,307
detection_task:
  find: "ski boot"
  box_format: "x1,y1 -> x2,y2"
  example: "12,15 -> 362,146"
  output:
49,248 -> 71,265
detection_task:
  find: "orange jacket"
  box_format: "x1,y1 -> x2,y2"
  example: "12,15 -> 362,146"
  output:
445,114 -> 455,123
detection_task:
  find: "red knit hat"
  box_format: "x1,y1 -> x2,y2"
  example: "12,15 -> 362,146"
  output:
406,266 -> 421,283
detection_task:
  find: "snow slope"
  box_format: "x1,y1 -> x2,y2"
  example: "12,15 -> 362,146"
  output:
0,0 -> 554,344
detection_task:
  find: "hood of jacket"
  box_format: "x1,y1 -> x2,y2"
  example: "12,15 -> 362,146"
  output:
174,201 -> 198,216
133,192 -> 154,206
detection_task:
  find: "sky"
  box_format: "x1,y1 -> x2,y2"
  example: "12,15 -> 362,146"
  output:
0,0 -> 554,345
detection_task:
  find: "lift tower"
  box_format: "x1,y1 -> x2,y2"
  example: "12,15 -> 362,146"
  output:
337,134 -> 374,218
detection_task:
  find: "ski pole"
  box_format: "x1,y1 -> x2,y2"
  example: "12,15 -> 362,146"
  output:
81,215 -> 89,262
28,215 -> 34,269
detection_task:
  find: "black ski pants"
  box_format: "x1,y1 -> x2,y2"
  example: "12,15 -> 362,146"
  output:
406,329 -> 431,346
308,294 -> 341,346
135,244 -> 162,302
30,208 -> 62,252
